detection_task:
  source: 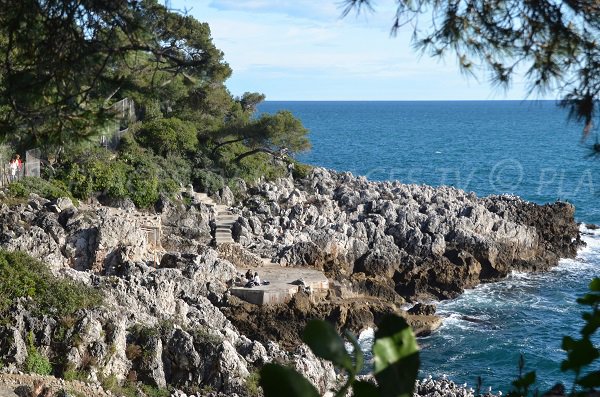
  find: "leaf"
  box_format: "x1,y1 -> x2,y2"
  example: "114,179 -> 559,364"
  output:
373,315 -> 420,397
577,370 -> 600,388
581,312 -> 600,337
512,371 -> 536,389
561,338 -> 600,372
577,293 -> 600,307
353,380 -> 381,397
302,320 -> 353,372
259,363 -> 320,397
589,278 -> 600,292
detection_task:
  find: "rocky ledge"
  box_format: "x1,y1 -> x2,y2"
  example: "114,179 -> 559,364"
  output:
0,166 -> 582,395
229,167 -> 581,301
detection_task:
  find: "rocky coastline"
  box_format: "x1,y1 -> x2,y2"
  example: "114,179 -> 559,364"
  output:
0,167 -> 582,396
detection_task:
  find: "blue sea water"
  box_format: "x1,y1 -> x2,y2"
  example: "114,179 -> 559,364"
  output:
259,101 -> 600,392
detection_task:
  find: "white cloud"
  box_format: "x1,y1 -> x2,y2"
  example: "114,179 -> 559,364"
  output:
170,0 -> 536,100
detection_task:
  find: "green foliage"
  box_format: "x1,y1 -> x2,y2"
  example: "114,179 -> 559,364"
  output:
245,371 -> 262,397
260,315 -> 419,397
100,374 -> 137,397
260,364 -> 320,397
7,182 -> 27,198
291,161 -> 313,180
55,144 -> 174,208
239,92 -> 266,113
0,250 -> 102,316
63,368 -> 88,382
215,142 -> 288,183
6,177 -> 75,202
24,348 -> 52,375
193,169 -> 225,194
0,0 -> 231,145
139,384 -> 170,397
373,316 -> 420,397
24,332 -> 52,375
303,320 -> 354,372
257,110 -> 311,154
561,277 -> 600,392
137,118 -> 198,157
507,355 -> 536,397
59,147 -> 129,200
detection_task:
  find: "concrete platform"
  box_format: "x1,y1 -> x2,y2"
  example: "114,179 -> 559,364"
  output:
230,265 -> 329,305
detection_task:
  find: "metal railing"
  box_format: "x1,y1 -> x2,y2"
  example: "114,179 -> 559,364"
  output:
99,98 -> 136,150
0,148 -> 42,187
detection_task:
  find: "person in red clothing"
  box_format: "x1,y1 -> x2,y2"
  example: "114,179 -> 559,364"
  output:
15,154 -> 22,173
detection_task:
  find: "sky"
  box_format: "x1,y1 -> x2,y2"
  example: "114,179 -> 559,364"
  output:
169,0 -> 547,101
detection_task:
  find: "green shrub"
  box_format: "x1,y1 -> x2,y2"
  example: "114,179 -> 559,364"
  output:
246,371 -> 261,397
24,347 -> 52,375
8,176 -> 74,200
215,142 -> 287,183
291,161 -> 312,180
7,181 -> 27,197
24,332 -> 52,375
100,374 -> 137,397
0,250 -> 102,316
139,384 -> 170,397
7,177 -> 74,202
58,147 -> 130,200
193,169 -> 224,194
137,118 -> 198,156
63,368 -> 88,382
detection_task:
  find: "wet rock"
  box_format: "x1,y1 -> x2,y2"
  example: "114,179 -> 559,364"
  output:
408,303 -> 437,316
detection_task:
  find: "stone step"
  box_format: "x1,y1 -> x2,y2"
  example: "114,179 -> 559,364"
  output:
190,191 -> 235,245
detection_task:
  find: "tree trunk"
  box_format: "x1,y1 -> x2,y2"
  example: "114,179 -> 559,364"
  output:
233,147 -> 278,163
211,137 -> 246,155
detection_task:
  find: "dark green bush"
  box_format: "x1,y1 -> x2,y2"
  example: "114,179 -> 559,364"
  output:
0,250 -> 102,316
122,154 -> 160,208
137,117 -> 198,156
291,161 -> 313,180
58,147 -> 130,200
193,169 -> 224,194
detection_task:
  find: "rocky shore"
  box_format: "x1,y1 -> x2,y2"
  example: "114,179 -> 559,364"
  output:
230,168 -> 580,300
0,167 -> 582,396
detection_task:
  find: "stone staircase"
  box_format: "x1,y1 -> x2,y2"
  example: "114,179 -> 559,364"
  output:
193,191 -> 235,245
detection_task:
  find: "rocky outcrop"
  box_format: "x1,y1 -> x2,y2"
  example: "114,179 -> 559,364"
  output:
0,252 -> 338,396
231,168 -> 581,300
0,194 -> 339,396
0,165 -> 583,396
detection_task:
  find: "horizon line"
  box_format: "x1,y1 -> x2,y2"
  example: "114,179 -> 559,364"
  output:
262,98 -> 559,102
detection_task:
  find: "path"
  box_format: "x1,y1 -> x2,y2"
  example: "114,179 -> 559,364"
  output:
188,190 -> 331,304
191,191 -> 235,245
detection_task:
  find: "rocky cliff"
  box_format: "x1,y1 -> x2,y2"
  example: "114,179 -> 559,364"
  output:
230,168 -> 581,301
0,167 -> 582,396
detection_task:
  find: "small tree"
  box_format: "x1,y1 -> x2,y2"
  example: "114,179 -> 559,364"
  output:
136,118 -> 198,157
233,110 -> 311,163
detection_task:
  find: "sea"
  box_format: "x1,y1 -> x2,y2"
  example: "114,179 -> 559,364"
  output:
258,101 -> 600,393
